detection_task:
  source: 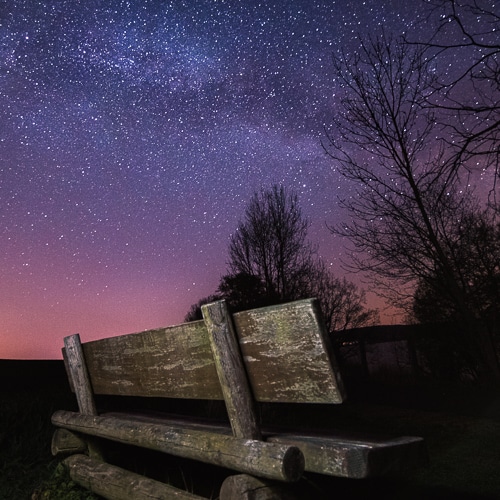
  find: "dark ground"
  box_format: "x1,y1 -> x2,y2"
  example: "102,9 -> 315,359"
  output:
1,359 -> 499,499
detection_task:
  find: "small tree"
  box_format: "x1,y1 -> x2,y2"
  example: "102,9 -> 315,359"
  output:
411,208 -> 500,382
227,184 -> 316,303
311,261 -> 379,333
185,185 -> 378,332
413,207 -> 500,330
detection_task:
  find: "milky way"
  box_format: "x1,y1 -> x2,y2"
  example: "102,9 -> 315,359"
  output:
1,1 -> 432,358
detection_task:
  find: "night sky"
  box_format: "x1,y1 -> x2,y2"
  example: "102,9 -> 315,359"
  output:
2,1 -> 439,358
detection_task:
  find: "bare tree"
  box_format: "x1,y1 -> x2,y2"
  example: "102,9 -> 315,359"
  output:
311,261 -> 379,333
228,184 -> 316,303
324,33 -> 500,383
325,33 -> 448,291
411,206 -> 500,381
412,0 -> 500,207
186,185 -> 378,332
227,185 -> 378,329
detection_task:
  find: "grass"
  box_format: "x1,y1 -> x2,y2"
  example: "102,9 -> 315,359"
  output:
0,389 -> 97,499
254,394 -> 500,499
338,403 -> 500,498
2,366 -> 500,499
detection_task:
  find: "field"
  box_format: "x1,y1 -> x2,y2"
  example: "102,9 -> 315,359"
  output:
1,360 -> 500,499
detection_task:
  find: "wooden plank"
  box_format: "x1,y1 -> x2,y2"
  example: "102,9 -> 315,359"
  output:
81,321 -> 224,399
64,454 -> 205,500
202,300 -> 261,440
73,299 -> 344,403
268,433 -> 428,478
52,410 -> 305,482
233,299 -> 346,403
53,409 -> 426,480
97,411 -> 427,479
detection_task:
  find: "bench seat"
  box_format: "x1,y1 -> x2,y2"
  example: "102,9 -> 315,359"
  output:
52,299 -> 427,499
53,408 -> 426,480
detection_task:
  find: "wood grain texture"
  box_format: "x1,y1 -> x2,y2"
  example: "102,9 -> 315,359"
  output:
268,433 -> 428,478
64,334 -> 97,415
75,299 -> 345,404
52,410 -> 305,482
118,412 -> 428,478
63,334 -> 103,460
64,454 -> 204,500
81,321 -> 224,400
54,298 -> 426,499
233,299 -> 346,403
202,300 -> 261,440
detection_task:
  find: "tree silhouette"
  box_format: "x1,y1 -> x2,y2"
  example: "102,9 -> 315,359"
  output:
413,208 -> 500,329
411,0 -> 500,206
185,184 -> 378,332
217,272 -> 267,312
227,184 -> 316,304
310,260 -> 379,333
184,294 -> 221,322
325,32 -> 500,383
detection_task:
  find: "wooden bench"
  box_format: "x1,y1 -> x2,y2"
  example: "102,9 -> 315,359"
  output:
51,299 -> 427,499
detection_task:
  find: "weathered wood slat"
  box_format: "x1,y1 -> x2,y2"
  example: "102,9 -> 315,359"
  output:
53,297 -> 426,500
268,433 -> 428,478
202,300 -> 261,440
64,454 -> 205,500
52,410 -> 305,482
98,410 -> 427,479
79,321 -> 224,400
233,299 -> 345,404
70,299 -> 344,404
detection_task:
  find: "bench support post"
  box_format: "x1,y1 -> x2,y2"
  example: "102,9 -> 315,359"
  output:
202,300 -> 262,440
64,334 -> 97,415
51,428 -> 88,456
63,333 -> 102,459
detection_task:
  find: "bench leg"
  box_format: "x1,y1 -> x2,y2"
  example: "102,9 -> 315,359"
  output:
51,429 -> 87,456
63,454 -> 206,500
220,474 -> 301,500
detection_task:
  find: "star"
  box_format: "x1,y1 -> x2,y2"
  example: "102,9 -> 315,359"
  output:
0,0 -> 468,358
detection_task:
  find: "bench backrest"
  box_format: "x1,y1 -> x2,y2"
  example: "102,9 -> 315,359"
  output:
64,299 -> 345,404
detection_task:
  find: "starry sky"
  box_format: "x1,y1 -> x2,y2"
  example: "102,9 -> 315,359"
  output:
1,0 -> 440,359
